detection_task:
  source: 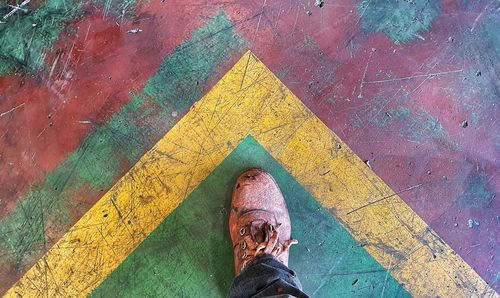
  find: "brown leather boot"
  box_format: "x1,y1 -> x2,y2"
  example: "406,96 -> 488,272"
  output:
229,169 -> 298,276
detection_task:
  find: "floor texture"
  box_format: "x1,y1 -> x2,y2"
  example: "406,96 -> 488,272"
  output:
0,0 -> 498,296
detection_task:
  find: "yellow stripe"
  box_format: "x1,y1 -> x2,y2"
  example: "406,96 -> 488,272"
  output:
6,51 -> 496,297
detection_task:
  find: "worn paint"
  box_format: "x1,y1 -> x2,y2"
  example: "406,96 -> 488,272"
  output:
0,0 -> 143,76
482,13 -> 500,58
359,0 -> 440,43
457,171 -> 495,209
0,10 -> 245,287
458,10 -> 500,106
0,187 -> 53,267
0,0 -> 83,74
92,0 -> 138,18
6,52 -> 495,297
91,136 -> 410,297
366,106 -> 449,143
1,0 -> 498,293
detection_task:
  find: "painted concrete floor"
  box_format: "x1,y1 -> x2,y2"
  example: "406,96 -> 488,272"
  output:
0,0 -> 499,296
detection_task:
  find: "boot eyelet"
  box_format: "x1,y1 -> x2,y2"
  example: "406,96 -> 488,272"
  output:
242,251 -> 247,259
239,227 -> 246,236
240,241 -> 247,249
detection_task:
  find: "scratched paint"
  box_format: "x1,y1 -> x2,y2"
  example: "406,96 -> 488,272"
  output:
458,10 -> 500,106
92,0 -> 138,18
373,106 -> 448,143
1,0 -> 498,293
282,11 -> 500,288
358,0 -> 440,43
91,136 -> 409,297
0,10 -> 245,293
0,0 -> 141,75
0,188 -> 53,267
5,52 -> 494,297
0,0 -> 83,75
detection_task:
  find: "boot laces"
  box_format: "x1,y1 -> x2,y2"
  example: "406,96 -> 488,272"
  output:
237,221 -> 298,271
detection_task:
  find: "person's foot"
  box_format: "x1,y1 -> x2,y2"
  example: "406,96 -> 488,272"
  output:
229,169 -> 298,276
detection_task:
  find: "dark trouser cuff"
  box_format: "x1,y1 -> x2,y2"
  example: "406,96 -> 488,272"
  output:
228,254 -> 309,298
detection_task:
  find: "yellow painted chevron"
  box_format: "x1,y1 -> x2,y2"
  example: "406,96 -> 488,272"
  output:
5,51 -> 496,298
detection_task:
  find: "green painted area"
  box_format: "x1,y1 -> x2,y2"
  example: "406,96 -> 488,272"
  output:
0,188 -> 52,268
483,14 -> 500,58
0,0 -> 141,76
459,11 -> 500,106
92,136 -> 410,298
0,11 -> 245,271
375,107 -> 448,143
358,0 -> 440,43
142,13 -> 244,110
0,0 -> 83,75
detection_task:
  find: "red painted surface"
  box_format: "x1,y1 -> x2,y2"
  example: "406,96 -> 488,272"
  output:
0,0 -> 498,292
0,3 -> 224,216
229,1 -> 499,288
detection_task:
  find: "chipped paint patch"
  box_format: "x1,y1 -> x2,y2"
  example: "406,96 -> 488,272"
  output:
359,0 -> 440,43
92,0 -> 138,18
374,106 -> 448,143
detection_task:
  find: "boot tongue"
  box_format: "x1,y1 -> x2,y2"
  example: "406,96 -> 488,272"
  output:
250,222 -> 268,243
